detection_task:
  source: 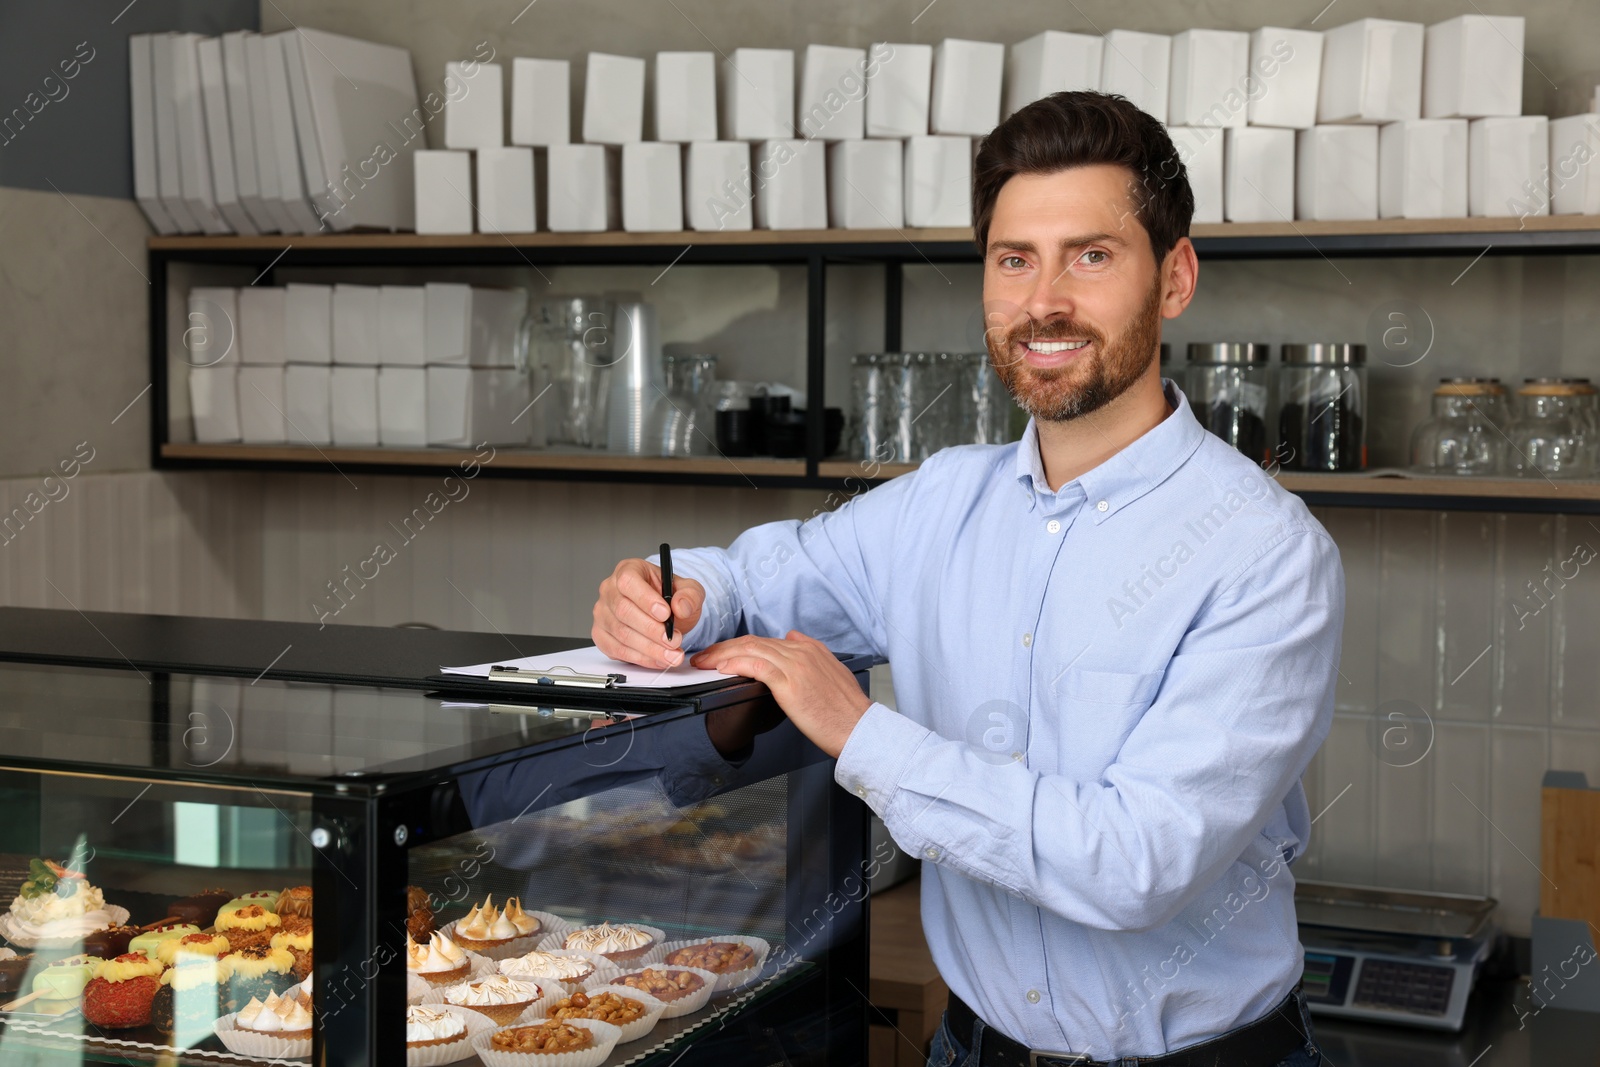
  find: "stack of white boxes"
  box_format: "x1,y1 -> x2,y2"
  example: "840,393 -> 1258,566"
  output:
423,284 -> 536,448
237,286 -> 286,443
284,283 -> 332,445
186,287 -> 241,443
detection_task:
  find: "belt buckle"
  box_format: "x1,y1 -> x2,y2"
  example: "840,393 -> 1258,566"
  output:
1028,1052 -> 1092,1067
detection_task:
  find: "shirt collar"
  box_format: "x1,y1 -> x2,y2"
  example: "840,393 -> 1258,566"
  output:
1013,378 -> 1208,521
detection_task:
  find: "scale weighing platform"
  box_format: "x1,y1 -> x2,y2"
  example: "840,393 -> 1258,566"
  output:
1296,881 -> 1497,1032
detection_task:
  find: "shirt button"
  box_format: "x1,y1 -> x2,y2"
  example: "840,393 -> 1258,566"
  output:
854,785 -> 867,799
1027,989 -> 1042,1004
1021,632 -> 1032,648
1096,500 -> 1109,512
1046,519 -> 1061,534
923,846 -> 940,861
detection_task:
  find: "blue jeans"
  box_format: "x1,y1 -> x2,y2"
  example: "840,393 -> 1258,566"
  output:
926,988 -> 1323,1067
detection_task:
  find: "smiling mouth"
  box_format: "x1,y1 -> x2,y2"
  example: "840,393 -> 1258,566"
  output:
1023,340 -> 1091,353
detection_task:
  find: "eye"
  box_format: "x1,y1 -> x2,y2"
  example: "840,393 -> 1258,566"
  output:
999,254 -> 1027,269
1080,249 -> 1109,265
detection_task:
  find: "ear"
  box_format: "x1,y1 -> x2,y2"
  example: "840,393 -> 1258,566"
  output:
1159,237 -> 1199,320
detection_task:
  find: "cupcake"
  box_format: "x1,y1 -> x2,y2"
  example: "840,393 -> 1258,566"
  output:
271,914 -> 314,981
2,857 -> 124,947
275,886 -> 312,919
486,1019 -> 595,1055
407,1003 -> 469,1053
82,952 -> 163,1029
562,923 -> 657,965
32,954 -> 102,1003
223,944 -> 297,1006
219,890 -> 278,915
151,957 -> 226,1037
451,895 -> 542,954
663,940 -> 756,975
82,924 -> 138,959
165,888 -> 232,927
407,931 -> 471,987
497,951 -> 598,992
155,932 -> 230,967
128,920 -> 200,958
441,974 -> 542,1025
217,905 -> 281,950
237,989 -> 313,1040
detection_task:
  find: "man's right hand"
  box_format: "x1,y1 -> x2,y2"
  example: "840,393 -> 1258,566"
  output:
592,558 -> 706,669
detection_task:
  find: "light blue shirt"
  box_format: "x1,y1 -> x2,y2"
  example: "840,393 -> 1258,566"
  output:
671,380 -> 1344,1058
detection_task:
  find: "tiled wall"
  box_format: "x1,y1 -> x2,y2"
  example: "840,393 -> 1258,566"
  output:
5,468 -> 1594,936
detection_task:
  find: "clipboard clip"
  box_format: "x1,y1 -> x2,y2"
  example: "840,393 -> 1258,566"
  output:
489,664 -> 628,688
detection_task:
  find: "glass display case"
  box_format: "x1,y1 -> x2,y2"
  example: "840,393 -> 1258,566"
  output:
0,620 -> 874,1067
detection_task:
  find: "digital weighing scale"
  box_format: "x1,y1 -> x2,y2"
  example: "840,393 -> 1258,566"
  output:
1296,881 -> 1497,1032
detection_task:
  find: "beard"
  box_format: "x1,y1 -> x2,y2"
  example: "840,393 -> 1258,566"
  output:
985,275 -> 1164,422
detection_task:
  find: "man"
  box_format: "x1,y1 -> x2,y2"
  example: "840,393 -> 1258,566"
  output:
593,91 -> 1341,1066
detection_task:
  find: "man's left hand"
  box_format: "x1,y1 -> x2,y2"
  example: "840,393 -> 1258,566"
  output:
691,632 -> 872,758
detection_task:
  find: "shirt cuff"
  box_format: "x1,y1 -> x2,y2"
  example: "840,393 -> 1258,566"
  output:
834,702 -> 933,817
648,550 -> 737,651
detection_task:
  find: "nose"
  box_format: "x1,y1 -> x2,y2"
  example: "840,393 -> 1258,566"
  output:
1023,263 -> 1076,326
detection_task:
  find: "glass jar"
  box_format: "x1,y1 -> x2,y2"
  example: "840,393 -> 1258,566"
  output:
526,297 -> 614,448
659,353 -> 717,457
1276,343 -> 1367,471
850,354 -> 891,460
1508,380 -> 1590,478
955,352 -> 1014,446
1409,380 -> 1507,475
1185,343 -> 1271,464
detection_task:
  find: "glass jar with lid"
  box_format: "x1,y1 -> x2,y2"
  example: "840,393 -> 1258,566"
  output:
1508,379 -> 1590,478
850,353 -> 891,459
1409,379 -> 1507,476
1276,343 -> 1367,471
1185,343 -> 1271,464
659,353 -> 717,457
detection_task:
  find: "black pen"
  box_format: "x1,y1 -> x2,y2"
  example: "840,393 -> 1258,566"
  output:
660,542 -> 674,641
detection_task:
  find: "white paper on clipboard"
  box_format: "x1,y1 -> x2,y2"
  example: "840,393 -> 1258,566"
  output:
440,644 -> 738,689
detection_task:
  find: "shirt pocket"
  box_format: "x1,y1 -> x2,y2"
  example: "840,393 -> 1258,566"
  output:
1054,667 -> 1167,778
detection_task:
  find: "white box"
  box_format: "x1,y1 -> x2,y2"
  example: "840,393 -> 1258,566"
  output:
189,365 -> 240,442
1166,127 -> 1225,223
686,142 -> 753,231
476,146 -> 536,233
330,366 -> 379,446
378,366 -> 427,446
152,33 -> 201,232
510,58 -> 570,146
443,60 -> 503,149
829,139 -> 902,228
185,286 -> 238,368
583,52 -> 646,144
426,367 -> 531,447
723,49 -> 794,141
754,140 -> 826,229
170,33 -> 230,234
284,283 -> 332,364
1318,19 -> 1423,124
425,283 -> 471,364
1168,29 -> 1250,129
332,284 -> 381,365
1100,31 -> 1170,123
1379,119 -> 1468,218
238,287 -> 286,366
1246,28 -> 1322,129
237,365 -> 285,443
866,42 -> 932,138
425,285 -> 527,367
547,144 -> 618,232
1006,32 -> 1102,119
1550,114 -> 1600,216
414,150 -> 474,234
622,142 -> 684,232
196,37 -> 255,234
799,44 -> 866,141
904,136 -> 972,227
1296,126 -> 1378,220
219,32 -> 273,233
931,39 -> 1004,136
378,285 -> 427,366
128,35 -> 178,234
284,365 -> 331,445
655,51 -> 717,142
1469,116 -> 1548,218
1224,127 -> 1294,222
1424,16 -> 1524,119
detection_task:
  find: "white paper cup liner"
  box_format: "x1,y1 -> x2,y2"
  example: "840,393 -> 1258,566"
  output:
521,985 -> 664,1045
495,948 -> 616,995
471,1015 -> 620,1067
407,950 -> 494,1002
0,905 -> 132,949
421,977 -> 546,1024
657,935 -> 770,993
212,1010 -> 313,1059
441,912 -> 571,962
539,924 -> 665,968
407,1004 -> 498,1067
604,965 -> 718,1019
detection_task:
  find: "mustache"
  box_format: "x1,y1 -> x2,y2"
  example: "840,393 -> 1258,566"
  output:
998,319 -> 1105,347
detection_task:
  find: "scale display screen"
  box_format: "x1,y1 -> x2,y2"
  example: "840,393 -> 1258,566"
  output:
1301,951 -> 1353,1006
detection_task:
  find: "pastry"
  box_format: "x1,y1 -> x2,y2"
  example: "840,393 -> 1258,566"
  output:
151,957 -> 226,1034
406,886 -> 436,942
165,888 -> 232,927
406,930 -> 470,986
128,920 -> 200,958
274,885 -> 312,919
562,922 -> 656,964
442,973 -> 542,1025
615,967 -> 707,1004
4,857 -> 120,944
271,915 -> 314,981
488,1020 -> 594,1054
216,891 -> 278,921
81,953 -> 163,1029
0,948 -> 34,996
31,954 -> 100,1001
546,989 -> 647,1026
216,905 -> 281,950
223,944 -> 297,1006
664,941 -> 756,975
236,989 -> 313,1039
452,894 -> 539,951
155,932 -> 230,967
406,1004 -> 468,1051
82,924 -> 138,959
497,951 -> 595,989
502,899 -> 541,938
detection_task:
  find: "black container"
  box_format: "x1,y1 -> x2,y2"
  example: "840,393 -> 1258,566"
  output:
767,412 -> 808,458
824,407 -> 845,456
749,394 -> 792,454
715,409 -> 756,457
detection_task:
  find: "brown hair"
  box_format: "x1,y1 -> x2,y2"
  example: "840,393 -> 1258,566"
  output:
973,91 -> 1194,264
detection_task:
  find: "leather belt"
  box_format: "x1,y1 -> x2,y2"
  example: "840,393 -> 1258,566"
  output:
945,986 -> 1308,1067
